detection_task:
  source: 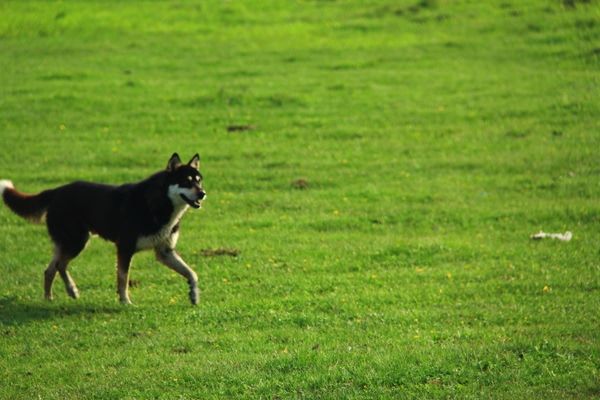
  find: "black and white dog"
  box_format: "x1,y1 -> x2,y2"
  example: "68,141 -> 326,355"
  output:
0,153 -> 206,305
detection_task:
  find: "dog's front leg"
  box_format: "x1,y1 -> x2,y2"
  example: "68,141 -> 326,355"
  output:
155,247 -> 199,305
116,249 -> 133,305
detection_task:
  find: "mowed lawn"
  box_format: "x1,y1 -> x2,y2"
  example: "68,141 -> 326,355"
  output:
0,0 -> 599,398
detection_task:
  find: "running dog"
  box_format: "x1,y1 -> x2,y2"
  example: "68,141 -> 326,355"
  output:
0,153 -> 206,305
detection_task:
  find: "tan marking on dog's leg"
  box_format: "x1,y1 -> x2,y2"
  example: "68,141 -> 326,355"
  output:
58,269 -> 79,299
55,257 -> 79,299
44,260 -> 58,301
117,252 -> 132,305
155,247 -> 199,305
44,248 -> 66,300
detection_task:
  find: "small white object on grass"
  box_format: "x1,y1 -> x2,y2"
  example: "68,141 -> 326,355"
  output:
530,231 -> 572,242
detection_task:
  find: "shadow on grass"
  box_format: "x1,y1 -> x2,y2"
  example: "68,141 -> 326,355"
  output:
0,296 -> 124,326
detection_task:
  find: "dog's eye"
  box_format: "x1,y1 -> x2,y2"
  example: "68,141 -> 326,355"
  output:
187,176 -> 193,182
195,176 -> 200,182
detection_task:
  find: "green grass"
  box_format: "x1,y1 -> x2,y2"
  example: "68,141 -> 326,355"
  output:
1,0 -> 599,398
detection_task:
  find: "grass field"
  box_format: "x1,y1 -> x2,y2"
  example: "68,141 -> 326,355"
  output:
1,0 -> 599,398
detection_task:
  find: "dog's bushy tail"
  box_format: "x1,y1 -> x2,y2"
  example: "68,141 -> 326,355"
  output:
1,180 -> 54,223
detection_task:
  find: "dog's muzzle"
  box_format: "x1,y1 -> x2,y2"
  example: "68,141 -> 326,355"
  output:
180,190 -> 205,209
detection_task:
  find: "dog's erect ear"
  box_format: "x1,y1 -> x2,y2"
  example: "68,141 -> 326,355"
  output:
167,153 -> 182,171
188,154 -> 200,170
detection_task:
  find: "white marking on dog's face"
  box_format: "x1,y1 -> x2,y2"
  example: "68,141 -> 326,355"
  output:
168,184 -> 204,209
168,184 -> 194,207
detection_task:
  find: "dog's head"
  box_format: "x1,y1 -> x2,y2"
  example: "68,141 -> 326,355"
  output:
165,153 -> 206,209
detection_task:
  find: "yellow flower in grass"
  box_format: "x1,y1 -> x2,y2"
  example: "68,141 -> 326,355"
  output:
543,285 -> 551,293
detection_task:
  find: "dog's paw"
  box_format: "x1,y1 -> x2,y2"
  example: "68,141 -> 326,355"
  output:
119,297 -> 133,305
189,287 -> 200,305
66,286 -> 80,299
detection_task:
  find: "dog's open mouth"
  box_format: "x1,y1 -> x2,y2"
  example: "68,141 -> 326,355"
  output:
180,194 -> 201,209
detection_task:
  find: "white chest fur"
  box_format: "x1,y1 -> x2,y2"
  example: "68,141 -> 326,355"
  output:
136,204 -> 189,251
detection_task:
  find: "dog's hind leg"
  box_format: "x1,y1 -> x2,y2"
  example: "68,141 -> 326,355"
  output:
45,245 -> 81,300
46,212 -> 89,299
155,247 -> 199,305
44,248 -> 80,300
44,250 -> 59,300
116,249 -> 133,305
56,256 -> 79,299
